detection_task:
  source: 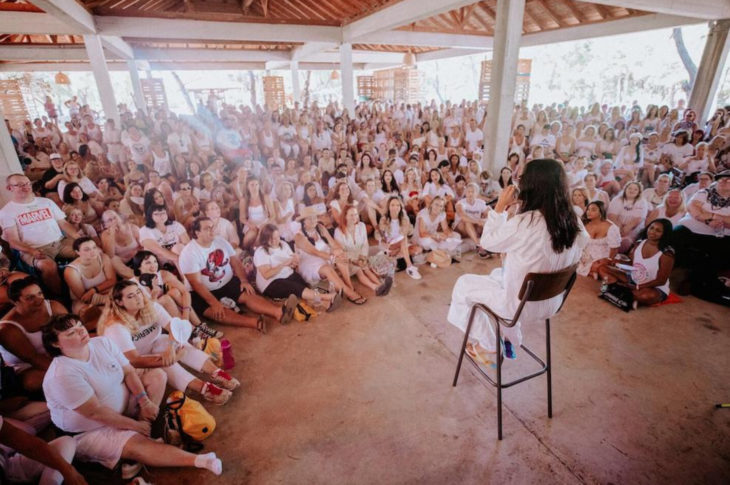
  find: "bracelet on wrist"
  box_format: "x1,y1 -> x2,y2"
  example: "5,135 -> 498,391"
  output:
135,391 -> 148,402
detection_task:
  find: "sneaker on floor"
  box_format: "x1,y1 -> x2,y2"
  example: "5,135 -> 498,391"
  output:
121,461 -> 143,480
201,382 -> 232,405
503,339 -> 517,360
211,369 -> 240,390
406,266 -> 422,280
375,276 -> 393,296
195,322 -> 224,339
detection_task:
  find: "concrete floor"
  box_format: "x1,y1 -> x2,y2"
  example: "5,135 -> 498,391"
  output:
148,256 -> 730,485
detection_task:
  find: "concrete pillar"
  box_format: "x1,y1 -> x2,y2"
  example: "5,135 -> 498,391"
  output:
482,0 -> 525,175
689,20 -> 730,125
291,61 -> 301,106
83,34 -> 120,125
127,59 -> 148,115
340,43 -> 355,116
0,104 -> 23,204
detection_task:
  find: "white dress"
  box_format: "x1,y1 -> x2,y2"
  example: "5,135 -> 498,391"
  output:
297,237 -> 330,284
577,223 -> 621,276
413,208 -> 461,252
447,210 -> 588,351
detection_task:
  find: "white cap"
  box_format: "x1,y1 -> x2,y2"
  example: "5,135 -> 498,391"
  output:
50,153 -> 61,160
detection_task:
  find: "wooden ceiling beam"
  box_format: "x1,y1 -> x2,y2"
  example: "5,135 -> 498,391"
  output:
95,15 -> 341,42
460,4 -> 477,28
30,0 -> 96,34
536,0 -> 567,27
343,0 -> 477,42
478,1 -> 497,22
521,12 -> 702,46
592,3 -> 613,20
562,0 -> 587,22
575,0 -> 730,20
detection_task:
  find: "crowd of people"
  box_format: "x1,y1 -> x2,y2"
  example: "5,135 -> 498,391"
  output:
1,92 -> 729,482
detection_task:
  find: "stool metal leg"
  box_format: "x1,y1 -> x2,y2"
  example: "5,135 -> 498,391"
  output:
546,318 -> 552,419
496,321 -> 503,440
453,306 -> 478,387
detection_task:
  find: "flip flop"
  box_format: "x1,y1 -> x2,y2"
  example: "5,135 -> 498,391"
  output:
466,341 -> 496,367
347,295 -> 367,305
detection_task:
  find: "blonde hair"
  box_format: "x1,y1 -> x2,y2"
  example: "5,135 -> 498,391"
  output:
97,281 -> 157,335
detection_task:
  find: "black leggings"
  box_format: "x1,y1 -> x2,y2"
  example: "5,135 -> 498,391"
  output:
262,272 -> 309,299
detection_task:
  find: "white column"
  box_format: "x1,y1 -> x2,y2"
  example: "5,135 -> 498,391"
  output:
483,0 -> 525,175
340,43 -> 355,116
688,20 -> 730,125
83,34 -> 120,125
0,105 -> 23,204
291,61 -> 301,106
127,59 -> 148,115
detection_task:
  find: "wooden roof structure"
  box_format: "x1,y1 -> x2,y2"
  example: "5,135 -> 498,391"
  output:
0,0 -> 722,72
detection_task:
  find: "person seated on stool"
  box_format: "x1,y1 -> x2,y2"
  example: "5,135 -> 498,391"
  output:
447,159 -> 588,363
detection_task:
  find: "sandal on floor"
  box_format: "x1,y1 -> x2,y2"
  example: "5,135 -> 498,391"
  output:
256,315 -> 267,334
280,294 -> 298,325
347,294 -> 367,305
465,341 -> 496,367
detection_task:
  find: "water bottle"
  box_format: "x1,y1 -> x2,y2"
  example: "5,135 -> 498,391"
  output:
220,338 -> 235,370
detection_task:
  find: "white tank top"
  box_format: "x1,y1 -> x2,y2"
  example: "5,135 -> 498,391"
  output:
631,240 -> 670,295
0,300 -> 52,367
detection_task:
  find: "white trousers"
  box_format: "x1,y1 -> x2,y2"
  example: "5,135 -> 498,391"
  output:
447,269 -> 522,352
149,336 -> 210,391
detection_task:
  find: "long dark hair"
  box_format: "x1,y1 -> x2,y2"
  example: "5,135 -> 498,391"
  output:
518,158 -> 581,252
637,218 -> 675,254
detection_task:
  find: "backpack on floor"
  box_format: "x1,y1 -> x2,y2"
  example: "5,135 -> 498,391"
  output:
163,391 -> 215,451
293,301 -> 318,321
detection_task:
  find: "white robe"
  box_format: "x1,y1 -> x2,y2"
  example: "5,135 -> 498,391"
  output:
447,210 -> 588,351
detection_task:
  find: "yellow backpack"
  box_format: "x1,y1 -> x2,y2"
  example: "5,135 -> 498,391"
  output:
293,301 -> 318,321
164,391 -> 216,445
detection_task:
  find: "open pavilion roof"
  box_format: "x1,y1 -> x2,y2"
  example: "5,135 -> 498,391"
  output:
0,0 -> 720,72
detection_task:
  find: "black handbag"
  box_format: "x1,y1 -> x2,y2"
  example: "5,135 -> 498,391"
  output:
0,352 -> 22,400
599,283 -> 635,312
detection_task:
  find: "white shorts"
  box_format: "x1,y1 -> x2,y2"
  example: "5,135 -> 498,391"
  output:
74,427 -> 138,469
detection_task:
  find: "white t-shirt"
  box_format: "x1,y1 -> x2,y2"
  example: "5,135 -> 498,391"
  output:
464,128 -> 483,152
455,198 -> 488,226
139,222 -> 187,250
0,197 -> 65,247
678,188 -> 730,236
253,244 -> 294,292
103,302 -> 170,355
43,337 -> 130,433
122,133 -> 150,163
179,237 -> 236,291
661,143 -> 693,166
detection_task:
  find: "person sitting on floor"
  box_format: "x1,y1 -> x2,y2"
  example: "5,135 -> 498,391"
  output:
41,314 -> 223,476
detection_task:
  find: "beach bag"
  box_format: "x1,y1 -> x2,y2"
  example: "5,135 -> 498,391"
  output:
293,301 -> 318,321
599,283 -> 634,312
164,391 -> 216,449
369,251 -> 395,277
426,249 -> 451,268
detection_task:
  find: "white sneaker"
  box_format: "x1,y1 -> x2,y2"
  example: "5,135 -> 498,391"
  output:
406,266 -> 422,280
